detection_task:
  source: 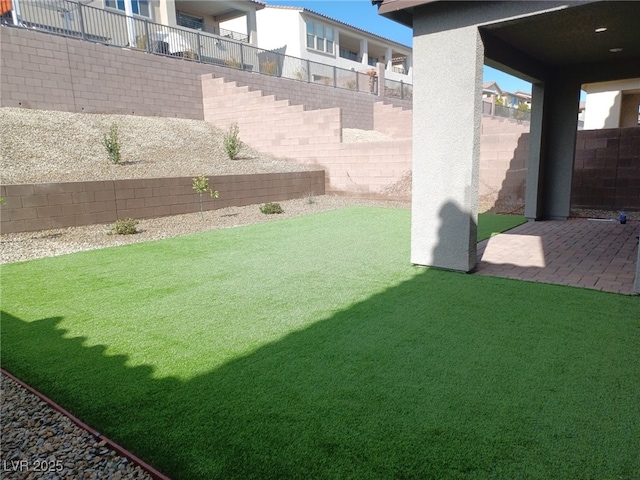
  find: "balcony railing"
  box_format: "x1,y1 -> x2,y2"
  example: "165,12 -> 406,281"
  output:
8,0 -> 412,100
384,78 -> 412,101
176,13 -> 248,43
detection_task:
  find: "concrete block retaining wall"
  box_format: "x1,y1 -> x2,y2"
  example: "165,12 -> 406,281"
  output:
202,75 -> 412,199
479,126 -> 640,211
0,171 -> 324,234
573,127 -> 640,211
0,27 -> 209,119
0,26 -> 397,129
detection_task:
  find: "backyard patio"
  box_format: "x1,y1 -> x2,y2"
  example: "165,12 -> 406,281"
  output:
477,218 -> 639,295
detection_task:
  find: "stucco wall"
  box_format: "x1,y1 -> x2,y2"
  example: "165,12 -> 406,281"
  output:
621,93 -> 640,128
583,78 -> 640,129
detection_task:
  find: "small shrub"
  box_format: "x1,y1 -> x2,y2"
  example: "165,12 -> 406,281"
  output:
225,58 -> 242,69
111,218 -> 138,235
192,174 -> 219,219
345,79 -> 357,90
223,123 -> 242,160
261,60 -> 277,75
0,197 -> 5,205
103,122 -> 121,164
260,202 -> 283,215
294,68 -> 307,81
304,191 -> 315,204
135,34 -> 147,50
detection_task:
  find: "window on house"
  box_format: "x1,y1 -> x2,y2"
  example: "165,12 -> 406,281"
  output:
367,57 -> 379,67
105,0 -> 150,17
305,20 -> 334,54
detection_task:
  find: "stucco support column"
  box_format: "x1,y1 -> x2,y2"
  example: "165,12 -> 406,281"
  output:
123,0 -> 136,47
385,46 -> 393,71
360,39 -> 368,67
406,53 -> 413,77
411,23 -> 482,271
157,0 -> 176,26
245,10 -> 258,45
376,62 -> 385,97
525,77 -> 580,220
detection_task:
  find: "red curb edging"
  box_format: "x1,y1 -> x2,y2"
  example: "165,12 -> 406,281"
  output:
1,369 -> 171,480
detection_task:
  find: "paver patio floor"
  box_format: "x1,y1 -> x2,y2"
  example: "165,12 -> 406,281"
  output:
476,218 -> 639,295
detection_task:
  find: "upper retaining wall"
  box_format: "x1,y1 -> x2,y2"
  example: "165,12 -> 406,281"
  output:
0,26 -> 403,129
0,27 -> 209,119
0,171 -> 324,234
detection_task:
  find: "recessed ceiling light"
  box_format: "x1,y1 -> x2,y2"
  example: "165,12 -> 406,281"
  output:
595,27 -> 607,33
609,47 -> 623,53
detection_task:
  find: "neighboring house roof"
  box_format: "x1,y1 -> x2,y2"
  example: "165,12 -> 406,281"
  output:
482,81 -> 502,95
512,91 -> 532,101
265,5 -> 411,49
375,0 -> 435,27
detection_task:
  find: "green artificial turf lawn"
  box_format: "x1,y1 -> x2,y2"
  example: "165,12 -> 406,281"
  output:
2,207 -> 639,479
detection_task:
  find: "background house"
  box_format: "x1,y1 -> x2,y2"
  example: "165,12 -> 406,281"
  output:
582,78 -> 640,129
9,0 -> 262,45
157,0 -> 264,45
482,81 -> 531,120
221,4 -> 412,82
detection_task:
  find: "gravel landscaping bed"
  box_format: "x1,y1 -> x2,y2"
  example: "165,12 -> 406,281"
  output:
1,372 -> 155,480
0,195 -> 409,264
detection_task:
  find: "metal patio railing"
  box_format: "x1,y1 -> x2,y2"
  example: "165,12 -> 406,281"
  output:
6,0 -> 414,98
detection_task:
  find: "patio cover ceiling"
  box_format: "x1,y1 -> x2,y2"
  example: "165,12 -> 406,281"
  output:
378,1 -> 640,84
176,0 -> 264,22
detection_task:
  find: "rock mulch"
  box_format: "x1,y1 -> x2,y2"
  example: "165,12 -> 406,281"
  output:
1,373 -> 155,480
0,195 -> 409,264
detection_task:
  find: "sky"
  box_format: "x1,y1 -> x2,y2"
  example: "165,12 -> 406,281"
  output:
267,0 -> 534,95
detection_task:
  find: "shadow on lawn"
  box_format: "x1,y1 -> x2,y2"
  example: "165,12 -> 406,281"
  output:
2,270 -> 639,480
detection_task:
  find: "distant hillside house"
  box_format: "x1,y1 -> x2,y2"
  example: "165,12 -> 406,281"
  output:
221,5 -> 412,82
482,82 -> 531,108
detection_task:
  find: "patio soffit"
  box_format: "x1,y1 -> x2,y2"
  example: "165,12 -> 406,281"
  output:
378,1 -> 640,84
175,0 -> 263,21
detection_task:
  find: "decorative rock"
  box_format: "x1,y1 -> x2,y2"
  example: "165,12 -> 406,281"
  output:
0,374 -> 154,480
